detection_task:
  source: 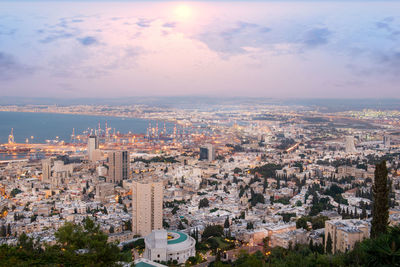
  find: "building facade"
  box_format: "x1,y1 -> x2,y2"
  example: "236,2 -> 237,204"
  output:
108,150 -> 129,184
325,219 -> 370,254
345,136 -> 357,154
199,144 -> 215,161
41,158 -> 52,183
144,230 -> 196,264
88,135 -> 99,162
132,180 -> 163,236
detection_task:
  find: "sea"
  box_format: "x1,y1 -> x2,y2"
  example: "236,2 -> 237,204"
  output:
0,111 -> 172,160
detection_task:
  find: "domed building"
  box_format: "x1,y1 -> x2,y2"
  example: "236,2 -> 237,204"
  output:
143,229 -> 196,264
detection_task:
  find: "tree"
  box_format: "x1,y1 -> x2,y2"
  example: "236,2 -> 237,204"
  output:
296,217 -> 308,230
326,232 -> 333,254
280,213 -> 296,223
224,217 -> 230,229
171,206 -> 179,215
371,161 -> 389,238
109,226 -> 114,233
202,225 -> 224,239
360,225 -> 400,266
199,198 -> 209,208
361,206 -> 367,219
0,225 -> 6,237
262,236 -> 270,251
55,217 -> 121,265
246,222 -> 254,230
124,220 -> 132,231
233,167 -> 242,174
250,193 -> 265,207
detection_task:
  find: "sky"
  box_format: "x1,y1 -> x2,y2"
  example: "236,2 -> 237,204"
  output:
0,1 -> 399,98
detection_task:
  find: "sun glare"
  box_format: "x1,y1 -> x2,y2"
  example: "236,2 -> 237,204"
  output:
174,4 -> 193,20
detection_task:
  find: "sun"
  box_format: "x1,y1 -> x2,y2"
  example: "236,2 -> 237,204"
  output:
174,4 -> 193,21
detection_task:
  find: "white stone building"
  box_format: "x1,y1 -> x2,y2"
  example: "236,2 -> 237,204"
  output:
144,229 -> 196,264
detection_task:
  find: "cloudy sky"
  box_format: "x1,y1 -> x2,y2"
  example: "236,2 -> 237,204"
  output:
0,1 -> 399,98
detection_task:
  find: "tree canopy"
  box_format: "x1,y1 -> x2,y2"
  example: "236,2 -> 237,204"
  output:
0,217 -> 128,266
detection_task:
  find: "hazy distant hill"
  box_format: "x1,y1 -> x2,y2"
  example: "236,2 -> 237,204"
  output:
1,96 -> 399,111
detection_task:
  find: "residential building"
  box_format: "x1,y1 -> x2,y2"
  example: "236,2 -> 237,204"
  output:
132,180 -> 163,236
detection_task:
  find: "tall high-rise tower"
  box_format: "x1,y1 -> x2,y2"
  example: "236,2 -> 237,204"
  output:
345,136 -> 357,153
88,135 -> 99,162
108,150 -> 129,183
42,158 -> 52,183
132,180 -> 163,236
199,144 -> 215,161
384,135 -> 391,148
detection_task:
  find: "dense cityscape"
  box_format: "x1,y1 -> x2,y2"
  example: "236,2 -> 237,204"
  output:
0,101 -> 399,266
1,0 -> 400,266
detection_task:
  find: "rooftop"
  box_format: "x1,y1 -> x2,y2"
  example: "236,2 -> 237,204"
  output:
167,231 -> 188,245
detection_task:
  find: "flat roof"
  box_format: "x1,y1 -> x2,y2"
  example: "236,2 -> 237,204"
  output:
167,231 -> 188,245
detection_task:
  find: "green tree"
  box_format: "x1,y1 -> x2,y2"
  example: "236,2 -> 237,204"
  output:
202,225 -> 224,239
262,236 -> 270,251
296,217 -> 308,230
0,225 -> 6,237
224,217 -> 230,229
250,193 -> 265,207
371,161 -> 389,238
178,221 -> 185,230
199,198 -> 209,208
360,226 -> 400,266
55,217 -> 121,266
234,250 -> 265,267
125,220 -> 132,231
361,206 -> 367,219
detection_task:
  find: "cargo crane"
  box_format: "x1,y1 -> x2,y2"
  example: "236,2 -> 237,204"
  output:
8,128 -> 14,144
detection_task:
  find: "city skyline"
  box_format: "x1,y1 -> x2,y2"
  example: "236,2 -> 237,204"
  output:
1,1 -> 400,98
1,1 -> 400,266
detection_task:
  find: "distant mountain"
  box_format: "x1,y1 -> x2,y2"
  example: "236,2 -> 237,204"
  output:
0,96 -> 399,111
